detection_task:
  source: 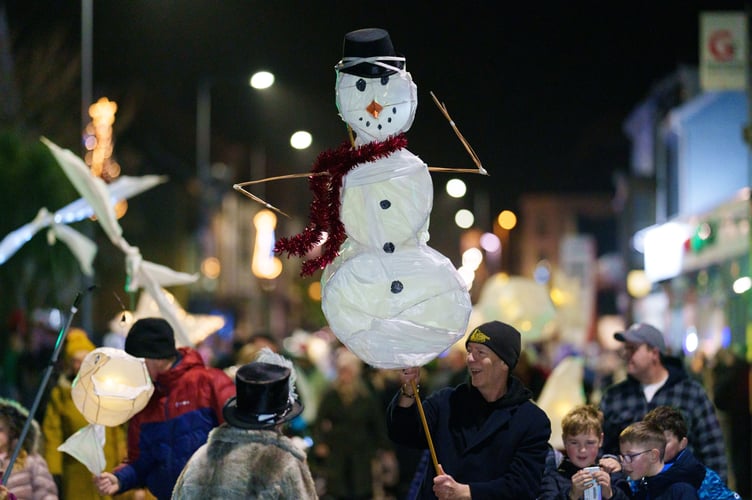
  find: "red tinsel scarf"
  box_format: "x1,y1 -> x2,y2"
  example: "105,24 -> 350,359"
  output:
275,133 -> 408,276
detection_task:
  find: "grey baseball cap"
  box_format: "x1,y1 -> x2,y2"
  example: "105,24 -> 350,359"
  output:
614,323 -> 666,354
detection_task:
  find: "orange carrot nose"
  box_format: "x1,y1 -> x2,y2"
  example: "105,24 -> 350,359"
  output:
366,100 -> 383,118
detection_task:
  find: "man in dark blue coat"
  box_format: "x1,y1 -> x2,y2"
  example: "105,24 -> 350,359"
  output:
387,321 -> 551,499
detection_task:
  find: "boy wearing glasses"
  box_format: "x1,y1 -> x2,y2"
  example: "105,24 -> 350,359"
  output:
618,421 -> 699,499
643,406 -> 740,499
538,404 -> 629,499
599,323 -> 726,483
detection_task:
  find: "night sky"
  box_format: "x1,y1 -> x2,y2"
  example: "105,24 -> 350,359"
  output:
4,0 -> 748,223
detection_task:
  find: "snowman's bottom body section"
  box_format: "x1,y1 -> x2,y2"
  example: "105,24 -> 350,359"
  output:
322,245 -> 472,369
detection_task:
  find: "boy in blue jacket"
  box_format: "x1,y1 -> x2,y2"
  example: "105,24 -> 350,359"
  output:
643,406 -> 740,500
618,421 -> 699,499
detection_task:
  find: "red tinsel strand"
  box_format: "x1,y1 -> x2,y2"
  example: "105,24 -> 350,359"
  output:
276,134 -> 408,276
274,149 -> 344,256
318,173 -> 347,273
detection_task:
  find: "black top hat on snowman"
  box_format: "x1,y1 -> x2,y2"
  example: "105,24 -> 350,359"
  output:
222,362 -> 303,429
336,27 -> 405,78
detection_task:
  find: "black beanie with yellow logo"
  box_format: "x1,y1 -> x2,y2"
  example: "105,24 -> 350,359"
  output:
465,321 -> 521,369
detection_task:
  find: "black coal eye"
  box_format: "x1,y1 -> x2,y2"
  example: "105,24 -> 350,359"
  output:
380,76 -> 389,85
356,79 -> 366,91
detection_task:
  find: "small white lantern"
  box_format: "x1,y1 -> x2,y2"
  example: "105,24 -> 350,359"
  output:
72,347 -> 154,426
536,356 -> 586,450
477,274 -> 557,342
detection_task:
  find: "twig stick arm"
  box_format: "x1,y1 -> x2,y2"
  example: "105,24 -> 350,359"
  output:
430,91 -> 488,176
411,380 -> 441,475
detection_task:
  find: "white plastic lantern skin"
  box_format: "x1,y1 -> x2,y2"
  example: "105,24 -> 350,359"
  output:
72,347 -> 154,426
57,422 -> 108,475
321,58 -> 472,369
536,356 -> 586,450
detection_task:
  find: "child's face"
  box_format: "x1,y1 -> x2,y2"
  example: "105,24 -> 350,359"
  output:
0,418 -> 10,453
563,430 -> 602,468
619,442 -> 655,480
662,431 -> 687,463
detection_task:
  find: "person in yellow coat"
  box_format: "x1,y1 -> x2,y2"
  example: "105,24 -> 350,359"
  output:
41,328 -> 154,500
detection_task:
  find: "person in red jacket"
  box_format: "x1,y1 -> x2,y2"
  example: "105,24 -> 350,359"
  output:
94,318 -> 235,500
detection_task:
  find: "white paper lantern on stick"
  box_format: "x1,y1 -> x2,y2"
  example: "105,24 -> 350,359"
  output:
72,347 -> 154,426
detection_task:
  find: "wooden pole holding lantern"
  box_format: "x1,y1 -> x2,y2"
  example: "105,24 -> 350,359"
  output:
411,380 -> 441,475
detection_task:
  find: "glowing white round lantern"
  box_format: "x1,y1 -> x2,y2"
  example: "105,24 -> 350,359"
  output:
476,274 -> 557,343
72,347 -> 154,426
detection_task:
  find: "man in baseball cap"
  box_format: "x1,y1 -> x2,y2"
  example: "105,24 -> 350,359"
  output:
599,322 -> 727,482
613,322 -> 666,354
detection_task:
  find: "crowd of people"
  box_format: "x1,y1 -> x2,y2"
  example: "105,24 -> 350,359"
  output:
0,314 -> 747,500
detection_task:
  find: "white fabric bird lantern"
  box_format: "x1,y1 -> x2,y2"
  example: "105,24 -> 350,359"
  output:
107,288 -> 225,347
41,138 -> 199,347
72,347 -> 154,426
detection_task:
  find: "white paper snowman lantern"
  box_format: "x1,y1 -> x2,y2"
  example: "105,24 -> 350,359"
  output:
72,347 -> 154,426
277,28 -> 471,369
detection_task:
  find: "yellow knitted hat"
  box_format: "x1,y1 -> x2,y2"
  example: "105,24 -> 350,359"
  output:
64,328 -> 95,361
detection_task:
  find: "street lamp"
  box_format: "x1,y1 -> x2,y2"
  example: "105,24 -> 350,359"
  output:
249,71 -> 275,90
195,71 -> 275,279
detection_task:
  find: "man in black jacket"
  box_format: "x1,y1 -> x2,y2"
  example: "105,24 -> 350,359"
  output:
387,321 -> 551,499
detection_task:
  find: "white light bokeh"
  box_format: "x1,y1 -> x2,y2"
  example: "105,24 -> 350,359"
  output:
446,178 -> 467,198
480,232 -> 500,253
457,265 -> 475,290
290,130 -> 313,150
250,71 -> 275,89
462,247 -> 483,271
733,276 -> 751,294
455,209 -> 474,229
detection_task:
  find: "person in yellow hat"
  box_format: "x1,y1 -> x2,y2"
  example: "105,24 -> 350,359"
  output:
41,328 -> 154,500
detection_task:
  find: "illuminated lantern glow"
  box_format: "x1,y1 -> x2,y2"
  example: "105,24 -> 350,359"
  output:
72,347 -> 154,427
60,347 -> 153,475
476,274 -> 557,342
316,29 -> 472,369
107,289 -> 225,346
252,209 -> 283,280
536,356 -> 586,450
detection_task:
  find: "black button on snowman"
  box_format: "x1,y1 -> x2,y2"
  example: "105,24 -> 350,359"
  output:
318,28 -> 472,369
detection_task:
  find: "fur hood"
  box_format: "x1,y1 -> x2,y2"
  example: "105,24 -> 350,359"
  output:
0,399 -> 40,455
172,424 -> 317,499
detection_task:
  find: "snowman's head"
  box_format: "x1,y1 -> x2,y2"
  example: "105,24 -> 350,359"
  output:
334,28 -> 418,144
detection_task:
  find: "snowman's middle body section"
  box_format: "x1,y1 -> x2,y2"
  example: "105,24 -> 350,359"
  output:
322,149 -> 472,369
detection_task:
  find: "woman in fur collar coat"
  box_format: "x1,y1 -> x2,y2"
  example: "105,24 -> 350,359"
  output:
172,351 -> 317,499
